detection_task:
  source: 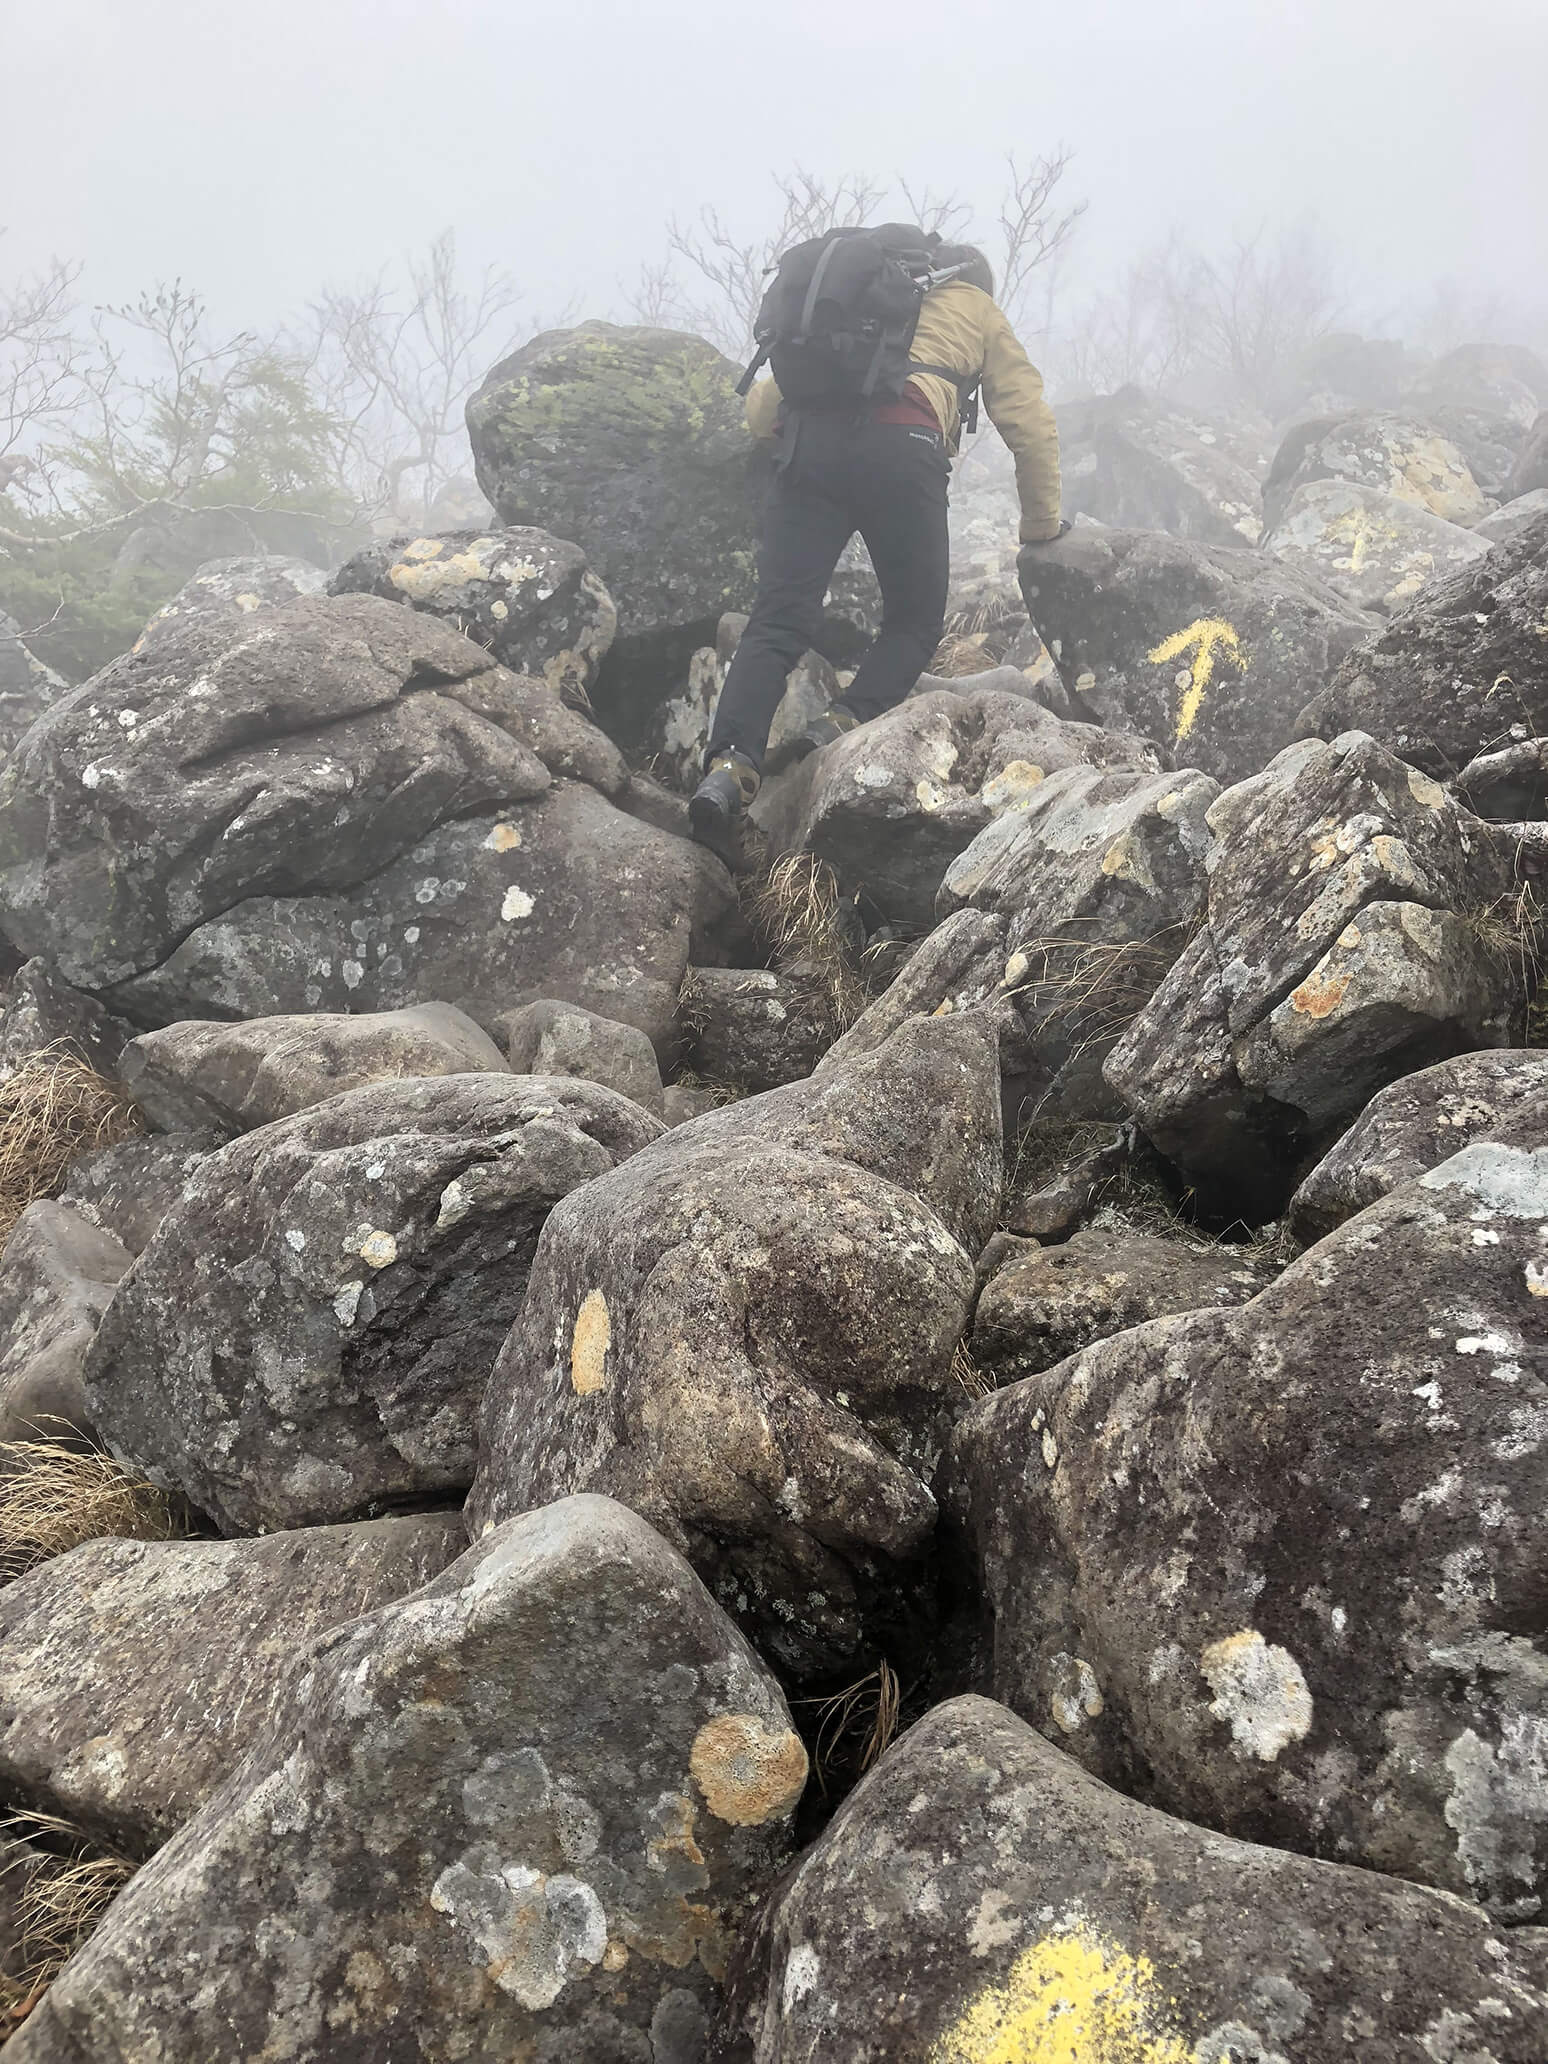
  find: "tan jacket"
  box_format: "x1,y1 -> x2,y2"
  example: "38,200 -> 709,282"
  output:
743,280 -> 1062,542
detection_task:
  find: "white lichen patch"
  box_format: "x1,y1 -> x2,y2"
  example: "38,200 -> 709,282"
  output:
430,1853 -> 607,2010
1200,1629 -> 1313,1762
501,886 -> 535,922
1048,1653 -> 1104,1734
333,1280 -> 365,1327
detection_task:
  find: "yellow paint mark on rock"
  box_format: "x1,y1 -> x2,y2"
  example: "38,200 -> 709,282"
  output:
358,1229 -> 398,1269
483,822 -> 522,852
1146,618 -> 1247,743
689,1713 -> 808,1826
1290,964 -> 1353,1018
570,1289 -> 611,1395
931,1920 -> 1197,2063
1407,768 -> 1447,810
1526,1259 -> 1548,1298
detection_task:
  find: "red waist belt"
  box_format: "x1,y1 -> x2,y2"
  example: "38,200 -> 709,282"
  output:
872,383 -> 941,431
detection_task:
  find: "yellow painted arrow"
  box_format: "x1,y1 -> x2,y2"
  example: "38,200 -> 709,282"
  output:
1146,617 -> 1247,740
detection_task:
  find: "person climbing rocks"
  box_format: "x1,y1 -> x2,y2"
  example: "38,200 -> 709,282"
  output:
689,226 -> 1066,858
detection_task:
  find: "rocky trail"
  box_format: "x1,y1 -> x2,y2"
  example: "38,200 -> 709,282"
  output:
0,325 -> 1544,2060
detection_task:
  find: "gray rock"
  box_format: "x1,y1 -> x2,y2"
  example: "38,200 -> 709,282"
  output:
498,997 -> 664,1114
330,527 -> 617,708
1018,524 -> 1374,787
0,593 -> 628,994
1425,403 -> 1532,501
1289,1047 -> 1548,1243
943,1140 -> 1548,1918
0,1201 -> 131,1440
140,555 -> 329,638
1263,410 -> 1490,530
85,1073 -> 663,1534
1507,411 -> 1548,499
119,1003 -> 509,1137
60,1134 -> 215,1257
753,687 -> 1162,930
1406,341 -> 1547,424
1476,487 -> 1548,545
1105,731 -> 1524,1218
1298,513 -> 1548,774
106,785 -> 736,1062
10,1496 -> 805,2064
0,1513 -> 466,1856
678,968 -> 830,1094
973,1225 -> 1275,1385
712,1695 -> 1548,2064
645,634 -> 837,796
1262,477 -> 1492,616
470,1013 -> 1003,1681
0,960 -> 131,1083
0,612 -> 66,765
1057,389 -> 1265,545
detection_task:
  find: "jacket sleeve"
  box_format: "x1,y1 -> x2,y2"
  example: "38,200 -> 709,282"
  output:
744,375 -> 783,442
979,308 -> 1062,542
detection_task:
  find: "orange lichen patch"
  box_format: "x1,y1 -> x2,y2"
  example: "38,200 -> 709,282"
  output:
1290,965 -> 1353,1019
570,1290 -> 611,1395
689,1713 -> 808,1826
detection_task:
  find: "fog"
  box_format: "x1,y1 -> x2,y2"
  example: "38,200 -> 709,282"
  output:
8,0 -> 1547,337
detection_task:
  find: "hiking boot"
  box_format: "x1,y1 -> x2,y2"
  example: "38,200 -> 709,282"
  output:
765,702 -> 861,775
689,751 -> 761,860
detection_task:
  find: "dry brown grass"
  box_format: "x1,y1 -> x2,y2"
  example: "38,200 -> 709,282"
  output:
951,1338 -> 992,1401
803,1661 -> 902,1795
667,1066 -> 747,1110
1002,928 -> 1184,1069
0,1043 -> 141,1249
0,1440 -> 191,1587
746,853 -> 868,1037
0,1811 -> 134,2036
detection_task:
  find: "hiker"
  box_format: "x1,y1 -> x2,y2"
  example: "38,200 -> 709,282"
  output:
689,226 -> 1066,856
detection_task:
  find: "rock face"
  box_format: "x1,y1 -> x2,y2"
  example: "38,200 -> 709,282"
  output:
0,612 -> 66,763
0,592 -> 630,995
330,527 -> 617,708
943,1140 -> 1548,1918
678,968 -> 830,1095
1058,390 -> 1265,545
972,1226 -> 1275,1386
1104,731 -> 1523,1218
0,959 -> 130,1082
0,1201 -> 132,1440
645,623 -> 838,796
9,1497 -> 806,2064
753,687 -> 1163,930
107,783 -> 733,1061
466,323 -> 763,738
713,1695 -> 1548,2064
1262,477 -> 1492,616
1262,410 -> 1490,530
1297,512 -> 1548,775
1289,1046 -> 1548,1242
86,1073 -> 663,1534
1477,487 -> 1548,545
0,1514 -> 466,1855
470,1014 -> 1002,1680
1508,411 -> 1548,498
140,554 -> 328,638
118,1003 -> 509,1136
60,1134 -> 214,1258
1018,525 -> 1373,786
498,996 -> 665,1115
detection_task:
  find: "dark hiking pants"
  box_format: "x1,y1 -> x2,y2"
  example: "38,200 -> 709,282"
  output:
706,415 -> 950,771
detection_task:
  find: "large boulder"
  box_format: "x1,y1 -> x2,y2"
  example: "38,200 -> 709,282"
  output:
1297,512 -> 1548,775
1288,1046 -> 1548,1242
0,1200 -> 132,1440
713,1695 -> 1548,2063
85,1073 -> 663,1534
470,1013 -> 1003,1681
1477,487 -> 1548,545
466,323 -> 764,743
1104,731 -> 1525,1219
1262,409 -> 1491,530
1057,389 -> 1265,545
105,782 -> 734,1059
0,1513 -> 465,1855
943,1139 -> 1548,1918
1262,477 -> 1492,615
0,612 -> 67,764
138,554 -> 328,640
1405,341 -> 1547,425
752,687 -> 1162,930
1018,525 -> 1374,786
678,967 -> 831,1095
0,592 -> 629,994
118,1003 -> 508,1136
330,527 -> 617,708
498,996 -> 665,1114
8,1497 -> 806,2064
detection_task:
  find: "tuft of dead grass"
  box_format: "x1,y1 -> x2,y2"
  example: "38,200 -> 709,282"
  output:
0,1440 -> 191,1587
951,1338 -> 992,1401
0,1043 -> 141,1250
0,1811 -> 134,2036
746,853 -> 868,1038
1003,927 -> 1186,1077
802,1660 -> 902,1796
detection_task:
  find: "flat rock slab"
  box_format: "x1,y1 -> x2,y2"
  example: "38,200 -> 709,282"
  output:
0,1513 -> 466,1856
944,1141 -> 1548,1919
712,1695 -> 1548,2063
9,1496 -> 804,2064
1018,524 -> 1374,787
973,1226 -> 1276,1386
119,1003 -> 509,1136
1263,476 -> 1491,615
471,1014 -> 1003,1681
86,1073 -> 663,1534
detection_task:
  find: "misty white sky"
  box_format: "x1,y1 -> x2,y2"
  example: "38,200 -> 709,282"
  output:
7,0 -> 1547,343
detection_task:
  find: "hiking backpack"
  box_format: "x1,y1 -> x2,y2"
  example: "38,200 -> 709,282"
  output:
737,223 -> 980,427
